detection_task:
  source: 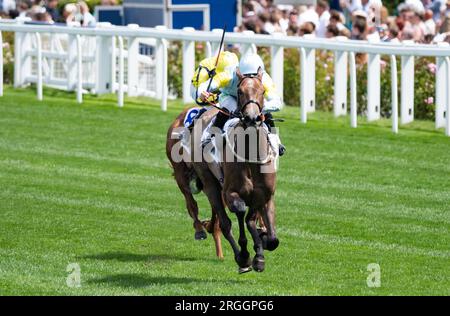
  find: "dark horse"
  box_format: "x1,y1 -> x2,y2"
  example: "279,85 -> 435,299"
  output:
166,67 -> 278,272
166,108 -> 224,259
222,67 -> 279,273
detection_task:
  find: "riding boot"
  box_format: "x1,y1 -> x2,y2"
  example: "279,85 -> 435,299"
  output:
264,113 -> 286,156
201,109 -> 230,147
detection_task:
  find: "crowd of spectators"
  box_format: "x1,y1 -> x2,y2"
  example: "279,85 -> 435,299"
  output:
2,0 -> 450,43
0,0 -> 119,26
239,0 -> 450,44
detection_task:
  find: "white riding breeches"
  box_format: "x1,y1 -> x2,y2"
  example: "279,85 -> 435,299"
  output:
219,94 -> 238,113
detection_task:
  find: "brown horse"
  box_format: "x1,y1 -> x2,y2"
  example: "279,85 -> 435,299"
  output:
166,67 -> 278,271
222,67 -> 279,273
166,109 -> 224,259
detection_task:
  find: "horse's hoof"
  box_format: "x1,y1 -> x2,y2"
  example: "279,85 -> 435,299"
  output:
261,235 -> 279,251
235,253 -> 252,268
238,266 -> 252,274
252,257 -> 265,272
266,238 -> 279,251
195,230 -> 207,240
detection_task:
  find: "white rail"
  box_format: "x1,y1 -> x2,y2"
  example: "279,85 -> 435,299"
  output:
1,19 -> 450,136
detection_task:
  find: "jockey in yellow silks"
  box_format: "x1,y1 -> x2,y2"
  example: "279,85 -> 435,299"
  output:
190,52 -> 286,156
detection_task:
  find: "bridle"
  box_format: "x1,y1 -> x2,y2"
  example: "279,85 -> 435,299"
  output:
236,74 -> 265,123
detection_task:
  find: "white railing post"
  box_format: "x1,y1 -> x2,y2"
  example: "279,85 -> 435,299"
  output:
155,25 -> 167,100
205,41 -> 212,58
161,38 -> 169,112
391,55 -> 398,134
303,34 -> 316,113
367,37 -> 381,121
67,34 -> 77,91
127,24 -> 140,97
401,40 -> 415,125
210,28 -> 223,56
446,57 -> 450,137
203,6 -> 210,31
49,34 -> 55,83
14,32 -> 31,88
435,42 -> 449,129
117,36 -> 124,107
270,33 -> 284,103
35,32 -> 43,101
240,30 -> 257,56
76,35 -> 83,104
334,36 -> 348,117
95,33 -> 114,94
349,52 -> 357,128
0,30 -> 3,97
182,27 -> 195,104
300,47 -> 307,123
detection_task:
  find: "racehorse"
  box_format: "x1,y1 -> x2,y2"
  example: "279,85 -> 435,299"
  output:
166,108 -> 224,259
166,67 -> 278,272
222,66 -> 279,273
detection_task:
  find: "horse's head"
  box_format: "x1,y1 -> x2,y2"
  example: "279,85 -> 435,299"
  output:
236,67 -> 265,127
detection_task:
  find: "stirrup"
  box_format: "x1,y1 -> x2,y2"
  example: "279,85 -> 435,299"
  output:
201,134 -> 214,148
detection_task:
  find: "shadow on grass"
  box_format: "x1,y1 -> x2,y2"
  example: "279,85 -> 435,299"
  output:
80,251 -> 217,263
88,274 -> 204,288
88,273 -> 246,288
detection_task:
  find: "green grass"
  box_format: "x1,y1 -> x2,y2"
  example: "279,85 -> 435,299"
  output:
0,86 -> 449,296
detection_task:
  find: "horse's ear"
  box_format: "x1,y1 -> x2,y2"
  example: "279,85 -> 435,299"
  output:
236,68 -> 243,80
257,66 -> 263,80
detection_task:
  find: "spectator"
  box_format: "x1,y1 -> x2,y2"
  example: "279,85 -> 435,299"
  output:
352,11 -> 368,40
326,24 -> 340,37
62,3 -> 77,24
339,26 -> 352,37
316,0 -> 331,38
424,0 -> 445,21
340,0 -> 363,18
299,21 -> 316,36
330,9 -> 350,34
440,1 -> 450,33
75,1 -> 96,27
16,0 -> 32,19
238,0 -> 449,44
268,8 -> 284,34
388,24 -> 401,42
259,11 -> 272,33
45,0 -> 60,23
299,5 -> 319,30
0,0 -> 16,15
424,9 -> 437,36
100,0 -> 118,5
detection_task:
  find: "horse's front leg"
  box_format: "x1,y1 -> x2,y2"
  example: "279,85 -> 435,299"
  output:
197,167 -> 241,260
245,209 -> 265,272
224,191 -> 251,272
261,197 -> 279,251
235,211 -> 251,273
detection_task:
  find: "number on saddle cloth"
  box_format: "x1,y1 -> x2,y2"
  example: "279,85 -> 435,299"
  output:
184,107 -> 208,128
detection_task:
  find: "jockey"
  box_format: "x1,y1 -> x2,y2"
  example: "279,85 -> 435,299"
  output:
191,51 -> 239,109
192,52 -> 286,156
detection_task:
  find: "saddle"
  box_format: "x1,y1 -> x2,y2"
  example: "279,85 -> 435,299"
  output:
183,107 -> 209,130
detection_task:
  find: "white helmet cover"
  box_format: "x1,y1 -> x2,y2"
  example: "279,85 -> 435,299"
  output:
239,53 -> 265,75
